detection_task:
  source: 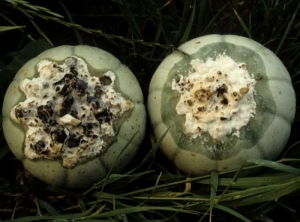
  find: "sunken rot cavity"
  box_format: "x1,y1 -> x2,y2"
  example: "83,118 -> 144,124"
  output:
10,56 -> 134,168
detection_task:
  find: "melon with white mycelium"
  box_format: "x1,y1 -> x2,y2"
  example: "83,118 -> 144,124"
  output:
2,45 -> 146,188
148,34 -> 296,175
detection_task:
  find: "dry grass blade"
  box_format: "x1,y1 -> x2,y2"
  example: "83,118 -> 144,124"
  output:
0,11 -> 34,40
4,0 -> 64,17
0,26 -> 24,32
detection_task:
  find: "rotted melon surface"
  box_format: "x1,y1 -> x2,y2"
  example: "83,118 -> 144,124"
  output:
148,35 -> 295,175
2,45 -> 146,188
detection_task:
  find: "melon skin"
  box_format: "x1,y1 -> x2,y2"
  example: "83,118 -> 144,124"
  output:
2,45 -> 146,188
148,35 -> 296,175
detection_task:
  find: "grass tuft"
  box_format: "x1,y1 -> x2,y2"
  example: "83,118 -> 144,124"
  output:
0,0 -> 299,221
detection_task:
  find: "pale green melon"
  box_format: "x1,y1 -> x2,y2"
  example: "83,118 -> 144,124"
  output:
148,35 -> 296,175
2,45 -> 146,188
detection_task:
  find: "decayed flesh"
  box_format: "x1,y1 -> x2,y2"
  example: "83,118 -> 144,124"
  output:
11,56 -> 134,168
172,53 -> 256,143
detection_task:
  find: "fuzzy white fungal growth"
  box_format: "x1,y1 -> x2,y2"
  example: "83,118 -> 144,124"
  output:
10,56 -> 134,168
172,53 -> 256,142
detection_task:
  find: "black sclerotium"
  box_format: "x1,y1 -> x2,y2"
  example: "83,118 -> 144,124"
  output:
48,119 -> 57,126
67,132 -> 81,148
82,122 -> 96,137
58,95 -> 74,117
50,126 -> 67,143
94,85 -> 102,97
36,108 -> 48,123
70,109 -> 78,118
34,140 -> 47,153
221,98 -> 229,105
43,125 -> 51,134
87,95 -> 96,103
59,84 -> 72,96
53,73 -> 74,86
53,73 -> 75,96
65,57 -> 78,74
87,95 -> 101,109
216,84 -> 227,97
52,63 -> 64,72
72,78 -> 88,96
15,106 -> 24,119
53,69 -> 89,97
37,102 -> 54,124
70,65 -> 78,76
64,73 -> 75,84
95,109 -> 112,123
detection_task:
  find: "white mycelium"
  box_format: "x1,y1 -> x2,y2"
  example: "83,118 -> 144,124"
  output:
10,57 -> 134,168
172,53 -> 256,142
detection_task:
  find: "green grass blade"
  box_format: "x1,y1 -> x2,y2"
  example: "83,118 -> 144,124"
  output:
178,0 -> 196,45
275,0 -> 300,54
196,0 -> 209,33
104,170 -> 155,188
19,8 -> 53,46
115,0 -> 141,38
0,40 -> 51,84
35,197 -> 60,216
172,0 -> 191,44
230,3 -> 251,38
220,184 -> 279,202
149,12 -> 163,59
89,206 -> 199,219
222,180 -> 300,207
127,128 -> 169,174
147,172 -> 163,200
57,0 -> 83,44
83,131 -> 139,194
247,159 -> 300,175
201,3 -> 228,35
209,171 -> 219,221
209,171 -> 218,208
76,193 -> 87,212
215,205 -> 251,222
0,178 -> 10,191
0,146 -> 10,162
197,174 -> 297,188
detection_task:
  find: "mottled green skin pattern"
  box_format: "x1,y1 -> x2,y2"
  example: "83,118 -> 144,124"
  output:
161,43 -> 276,160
